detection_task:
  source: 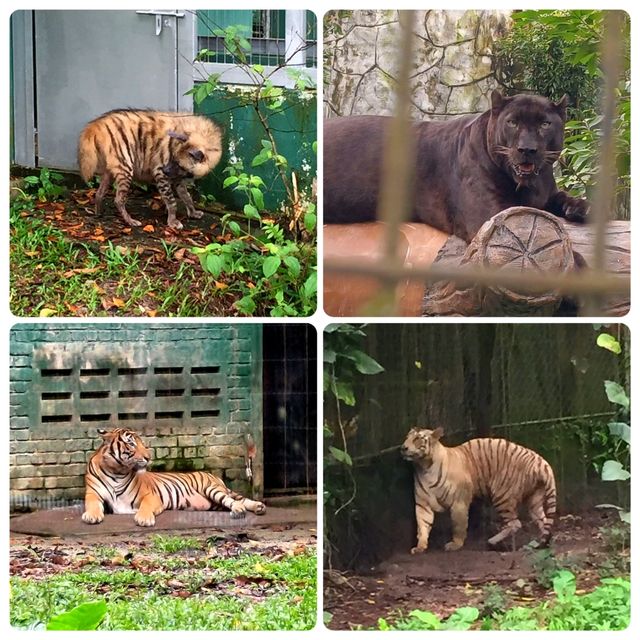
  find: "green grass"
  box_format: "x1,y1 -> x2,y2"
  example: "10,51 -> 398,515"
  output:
149,534 -> 203,554
373,572 -> 630,631
10,549 -> 316,630
9,192 -> 228,317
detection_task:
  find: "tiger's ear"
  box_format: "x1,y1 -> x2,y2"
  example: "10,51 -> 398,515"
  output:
431,427 -> 444,441
168,130 -> 189,142
97,428 -> 110,440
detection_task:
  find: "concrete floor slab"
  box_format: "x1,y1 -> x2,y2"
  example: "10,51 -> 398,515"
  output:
10,503 -> 316,538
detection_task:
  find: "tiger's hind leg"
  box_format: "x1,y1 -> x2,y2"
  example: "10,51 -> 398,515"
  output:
203,485 -> 266,519
445,500 -> 471,551
526,490 -> 551,547
488,499 -> 522,547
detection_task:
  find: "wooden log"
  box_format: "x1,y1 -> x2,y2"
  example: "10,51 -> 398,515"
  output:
323,222 -> 449,316
323,208 -> 629,316
422,207 -> 630,317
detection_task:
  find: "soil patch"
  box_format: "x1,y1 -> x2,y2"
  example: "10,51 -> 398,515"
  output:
324,509 -> 626,629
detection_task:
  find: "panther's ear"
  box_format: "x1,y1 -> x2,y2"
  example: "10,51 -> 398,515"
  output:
490,89 -> 505,112
554,94 -> 569,120
431,427 -> 444,441
168,130 -> 189,142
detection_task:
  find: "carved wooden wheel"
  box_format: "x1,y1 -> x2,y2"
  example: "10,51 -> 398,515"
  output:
471,207 -> 574,312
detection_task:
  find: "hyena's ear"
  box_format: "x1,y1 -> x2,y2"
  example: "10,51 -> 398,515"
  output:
168,130 -> 189,142
431,427 -> 444,441
189,149 -> 205,162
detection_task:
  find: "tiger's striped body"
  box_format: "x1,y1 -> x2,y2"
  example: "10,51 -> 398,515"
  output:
82,428 -> 266,527
401,427 -> 556,553
78,109 -> 223,230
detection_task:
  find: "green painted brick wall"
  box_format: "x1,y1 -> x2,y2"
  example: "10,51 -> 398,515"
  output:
10,323 -> 263,510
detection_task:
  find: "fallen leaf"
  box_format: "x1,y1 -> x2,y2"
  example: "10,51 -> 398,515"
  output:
39,308 -> 56,317
143,224 -> 155,232
93,283 -> 105,295
146,309 -> 158,317
214,281 -> 228,290
112,297 -> 125,309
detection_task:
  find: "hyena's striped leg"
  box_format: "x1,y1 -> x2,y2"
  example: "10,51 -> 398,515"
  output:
445,500 -> 470,551
175,182 -> 204,219
228,489 -> 267,515
153,170 -> 182,230
412,501 -> 434,554
488,499 -> 522,546
94,172 -> 113,215
113,169 -> 142,227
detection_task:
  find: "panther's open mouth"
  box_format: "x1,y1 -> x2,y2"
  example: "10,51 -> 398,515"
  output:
514,162 -> 539,178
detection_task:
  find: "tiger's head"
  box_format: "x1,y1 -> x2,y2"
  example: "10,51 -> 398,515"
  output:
96,428 -> 151,474
400,427 -> 444,465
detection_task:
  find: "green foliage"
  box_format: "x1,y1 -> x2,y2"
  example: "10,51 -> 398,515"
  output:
150,535 -> 203,554
11,549 -> 316,631
494,10 -> 630,214
375,573 -> 630,631
594,331 -> 629,521
46,601 -> 107,630
192,218 -> 316,317
187,24 -> 317,315
22,167 -> 66,201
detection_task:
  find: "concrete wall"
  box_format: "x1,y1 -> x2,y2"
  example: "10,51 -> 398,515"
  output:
324,9 -> 511,119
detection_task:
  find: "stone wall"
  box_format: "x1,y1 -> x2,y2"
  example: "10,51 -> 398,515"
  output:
324,10 -> 512,119
10,323 -> 263,509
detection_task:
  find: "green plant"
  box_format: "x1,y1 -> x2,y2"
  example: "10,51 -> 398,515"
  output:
525,547 -> 564,589
150,535 -> 203,554
46,601 -> 107,631
185,22 -> 317,316
22,167 -> 66,201
594,331 -> 630,522
192,218 -> 316,316
480,583 -> 508,617
494,10 -> 630,216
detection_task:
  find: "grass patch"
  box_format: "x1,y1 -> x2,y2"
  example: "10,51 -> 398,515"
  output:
149,534 -> 203,554
374,572 -> 630,631
10,549 -> 316,631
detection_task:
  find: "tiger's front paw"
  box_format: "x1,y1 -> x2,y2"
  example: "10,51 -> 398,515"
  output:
410,545 -> 427,555
187,209 -> 204,219
82,510 -> 104,524
255,502 -> 266,515
230,503 -> 247,519
134,511 -> 156,527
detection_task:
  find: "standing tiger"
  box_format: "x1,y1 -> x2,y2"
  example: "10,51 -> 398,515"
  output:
401,427 -> 556,553
82,428 -> 266,527
78,109 -> 223,230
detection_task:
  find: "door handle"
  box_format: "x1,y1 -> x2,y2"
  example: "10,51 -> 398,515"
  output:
135,10 -> 185,36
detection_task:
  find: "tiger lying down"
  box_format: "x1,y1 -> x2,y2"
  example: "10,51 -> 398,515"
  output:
401,427 -> 556,553
82,428 -> 266,527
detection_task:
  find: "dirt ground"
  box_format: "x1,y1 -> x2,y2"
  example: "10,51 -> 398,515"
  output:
324,510 -> 627,630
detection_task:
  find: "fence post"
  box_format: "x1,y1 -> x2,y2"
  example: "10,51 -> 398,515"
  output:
285,10 -> 306,68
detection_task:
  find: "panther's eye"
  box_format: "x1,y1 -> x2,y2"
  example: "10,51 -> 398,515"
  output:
506,119 -> 517,128
540,121 -> 551,129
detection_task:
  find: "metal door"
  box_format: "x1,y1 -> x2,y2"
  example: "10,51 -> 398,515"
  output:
11,10 -> 195,171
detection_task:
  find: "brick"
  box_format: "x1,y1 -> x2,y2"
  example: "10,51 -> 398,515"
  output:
229,400 -> 251,411
12,477 -> 45,490
230,411 -> 251,422
154,447 -> 171,459
10,382 -> 30,394
191,459 -> 205,470
224,422 -> 249,434
147,436 -> 177,448
210,434 -> 243,446
44,476 -> 84,489
183,447 -> 198,458
10,417 -> 31,430
230,365 -> 251,376
10,367 -> 33,382
10,441 -> 34,454
10,356 -> 31,367
177,435 -> 203,447
70,452 -> 89,463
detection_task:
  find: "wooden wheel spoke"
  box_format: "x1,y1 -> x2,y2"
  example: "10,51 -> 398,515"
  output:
529,237 -> 563,256
499,224 -> 528,253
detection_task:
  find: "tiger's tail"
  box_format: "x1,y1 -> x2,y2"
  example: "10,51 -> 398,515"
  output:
540,464 -> 557,546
